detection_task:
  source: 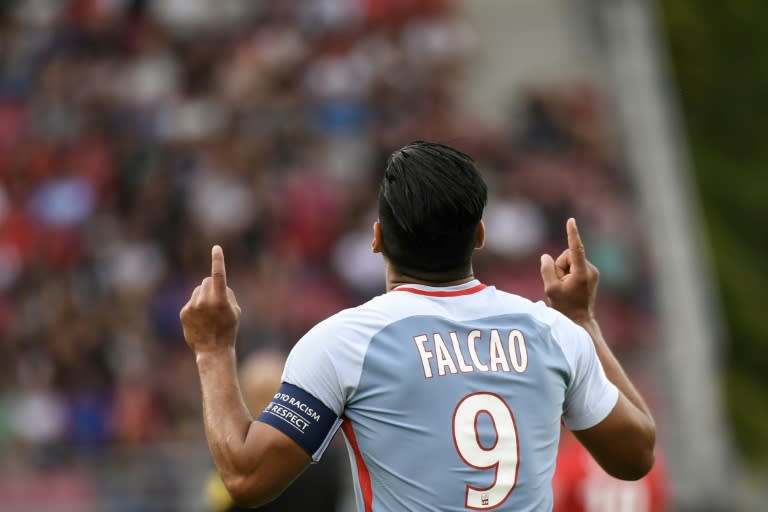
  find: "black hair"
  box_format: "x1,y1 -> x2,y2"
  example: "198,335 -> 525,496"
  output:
378,141 -> 487,280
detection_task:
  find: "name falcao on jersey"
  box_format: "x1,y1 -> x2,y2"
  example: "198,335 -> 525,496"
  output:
413,329 -> 528,379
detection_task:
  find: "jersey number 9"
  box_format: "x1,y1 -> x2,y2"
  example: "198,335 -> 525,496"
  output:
452,392 -> 520,510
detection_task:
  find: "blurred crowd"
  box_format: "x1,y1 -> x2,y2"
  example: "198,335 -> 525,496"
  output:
0,0 -> 658,509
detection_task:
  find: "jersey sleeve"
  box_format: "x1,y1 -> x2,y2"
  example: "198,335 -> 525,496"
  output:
258,311 -> 364,462
552,315 -> 619,431
281,313 -> 358,416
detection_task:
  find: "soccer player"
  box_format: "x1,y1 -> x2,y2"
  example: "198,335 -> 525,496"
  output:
180,141 -> 656,511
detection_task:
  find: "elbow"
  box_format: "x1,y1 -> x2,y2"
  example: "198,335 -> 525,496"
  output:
613,422 -> 657,481
615,447 -> 655,481
223,472 -> 281,508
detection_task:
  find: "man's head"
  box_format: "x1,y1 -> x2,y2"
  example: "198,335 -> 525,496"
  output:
375,141 -> 487,281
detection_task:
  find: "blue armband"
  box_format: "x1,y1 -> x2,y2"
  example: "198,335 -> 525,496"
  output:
257,382 -> 342,461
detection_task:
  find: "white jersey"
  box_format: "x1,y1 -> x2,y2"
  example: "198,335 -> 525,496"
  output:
259,280 -> 618,512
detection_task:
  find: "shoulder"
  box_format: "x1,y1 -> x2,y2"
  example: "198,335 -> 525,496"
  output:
284,292 -> 418,378
491,288 -> 576,333
282,293 -> 419,414
297,292 -> 412,347
491,289 -> 592,362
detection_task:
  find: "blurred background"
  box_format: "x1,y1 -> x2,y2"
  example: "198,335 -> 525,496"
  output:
0,0 -> 764,510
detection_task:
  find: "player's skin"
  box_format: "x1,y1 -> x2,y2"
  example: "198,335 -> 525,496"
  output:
539,219 -> 656,480
180,218 -> 656,506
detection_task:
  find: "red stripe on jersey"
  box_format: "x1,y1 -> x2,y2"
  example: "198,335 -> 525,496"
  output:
394,283 -> 487,297
342,418 -> 373,512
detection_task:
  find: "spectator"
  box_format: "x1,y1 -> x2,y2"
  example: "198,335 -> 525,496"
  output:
0,0 -> 661,508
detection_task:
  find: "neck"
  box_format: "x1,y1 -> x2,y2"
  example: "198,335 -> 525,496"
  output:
385,265 -> 476,292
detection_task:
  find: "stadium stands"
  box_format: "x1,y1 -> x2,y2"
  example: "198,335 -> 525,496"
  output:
0,1 -> 657,509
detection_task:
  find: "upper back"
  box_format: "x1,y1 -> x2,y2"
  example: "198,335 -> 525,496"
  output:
282,280 -> 617,512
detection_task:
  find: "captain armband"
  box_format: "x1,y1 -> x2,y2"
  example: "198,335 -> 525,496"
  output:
257,382 -> 343,462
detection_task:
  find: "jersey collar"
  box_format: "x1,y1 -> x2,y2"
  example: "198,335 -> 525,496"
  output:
392,279 -> 487,297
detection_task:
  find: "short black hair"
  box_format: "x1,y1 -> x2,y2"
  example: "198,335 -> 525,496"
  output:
378,141 -> 487,279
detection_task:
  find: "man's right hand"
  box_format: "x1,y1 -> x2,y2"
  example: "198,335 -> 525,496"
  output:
180,245 -> 242,356
539,218 -> 600,324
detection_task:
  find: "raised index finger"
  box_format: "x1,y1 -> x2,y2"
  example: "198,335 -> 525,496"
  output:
566,218 -> 588,273
211,245 -> 227,293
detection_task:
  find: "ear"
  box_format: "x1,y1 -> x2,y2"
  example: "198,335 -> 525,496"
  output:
474,221 -> 485,250
372,221 -> 384,253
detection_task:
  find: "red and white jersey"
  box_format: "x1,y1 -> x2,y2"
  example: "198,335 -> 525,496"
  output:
553,433 -> 670,512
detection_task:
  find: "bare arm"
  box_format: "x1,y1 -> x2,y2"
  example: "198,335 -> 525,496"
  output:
180,246 -> 310,506
541,219 -> 656,480
568,317 -> 656,480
